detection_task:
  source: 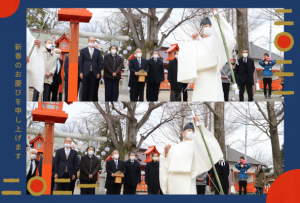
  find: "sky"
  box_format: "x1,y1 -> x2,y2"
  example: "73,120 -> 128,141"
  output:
84,8 -> 284,56
29,102 -> 284,167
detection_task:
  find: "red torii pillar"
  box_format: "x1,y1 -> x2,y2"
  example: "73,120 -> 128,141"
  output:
58,8 -> 92,101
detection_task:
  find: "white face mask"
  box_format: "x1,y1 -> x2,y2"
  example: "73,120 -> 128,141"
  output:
130,156 -> 135,161
46,44 -> 52,50
243,53 -> 248,58
265,62 -> 269,65
65,143 -> 71,148
152,157 -> 158,161
153,54 -> 159,59
56,54 -> 61,59
88,150 -> 94,156
203,27 -> 212,36
136,53 -> 142,58
31,154 -> 36,159
185,131 -> 194,140
175,55 -> 178,59
88,43 -> 95,48
114,154 -> 119,159
240,165 -> 244,168
111,49 -> 117,55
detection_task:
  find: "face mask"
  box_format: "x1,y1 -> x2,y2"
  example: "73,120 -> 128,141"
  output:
111,49 -> 117,55
130,156 -> 135,161
114,154 -> 119,159
31,154 -> 36,159
88,150 -> 94,156
240,165 -> 244,168
65,143 -> 71,148
136,53 -> 142,58
265,62 -> 269,65
243,53 -> 248,58
185,131 -> 194,140
152,157 -> 158,161
88,43 -> 95,48
56,54 -> 61,59
153,54 -> 159,59
203,27 -> 212,36
175,55 -> 178,59
46,44 -> 52,50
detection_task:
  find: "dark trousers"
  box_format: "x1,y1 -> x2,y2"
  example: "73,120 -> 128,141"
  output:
281,84 -> 284,91
239,81 -> 253,101
56,172 -> 71,192
222,83 -> 230,101
123,184 -> 137,194
263,78 -> 272,96
181,83 -> 188,101
170,89 -> 181,101
70,178 -> 76,194
214,178 -> 228,195
26,173 -> 35,194
130,82 -> 145,101
93,78 -> 100,101
32,83 -> 50,101
239,180 -> 247,195
148,190 -> 159,195
146,83 -> 160,101
80,179 -> 96,195
106,183 -> 122,194
50,83 -> 59,101
255,187 -> 264,195
105,78 -> 120,102
196,185 -> 206,194
82,72 -> 97,101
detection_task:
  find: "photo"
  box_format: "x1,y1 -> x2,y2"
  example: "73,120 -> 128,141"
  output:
26,101 -> 284,195
26,8 -> 284,102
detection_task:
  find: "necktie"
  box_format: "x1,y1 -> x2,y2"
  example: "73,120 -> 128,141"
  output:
115,160 -> 118,168
244,58 -> 246,63
132,161 -> 134,165
90,48 -> 93,56
155,59 -> 157,63
29,160 -> 33,174
138,59 -> 141,67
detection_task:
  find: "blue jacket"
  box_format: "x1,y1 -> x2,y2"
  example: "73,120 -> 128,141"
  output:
259,60 -> 276,76
235,163 -> 251,179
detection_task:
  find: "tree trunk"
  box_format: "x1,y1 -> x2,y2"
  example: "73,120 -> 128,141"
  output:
236,8 -> 249,56
213,102 -> 226,159
267,102 -> 283,178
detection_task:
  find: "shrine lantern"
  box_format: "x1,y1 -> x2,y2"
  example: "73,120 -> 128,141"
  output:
165,43 -> 179,61
31,102 -> 69,195
143,146 -> 160,162
29,132 -> 44,176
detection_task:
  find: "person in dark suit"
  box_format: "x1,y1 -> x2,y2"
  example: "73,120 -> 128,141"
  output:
129,48 -> 149,101
79,37 -> 103,101
54,138 -> 78,193
79,146 -> 100,195
167,51 -> 182,101
235,49 -> 255,101
209,158 -> 230,195
105,150 -> 126,194
27,149 -> 39,194
64,55 -> 81,102
145,153 -> 160,195
38,155 -> 55,194
70,145 -> 80,194
146,50 -> 164,101
103,45 -> 123,101
123,152 -> 141,194
93,43 -> 102,101
49,49 -> 63,101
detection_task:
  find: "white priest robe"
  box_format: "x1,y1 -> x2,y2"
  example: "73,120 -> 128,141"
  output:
159,124 -> 223,194
177,15 -> 235,101
26,28 -> 45,101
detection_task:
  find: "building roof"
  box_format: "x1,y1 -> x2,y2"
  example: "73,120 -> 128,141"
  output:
235,42 -> 283,60
55,32 -> 70,44
142,145 -> 160,155
29,132 -> 44,144
226,145 -> 266,166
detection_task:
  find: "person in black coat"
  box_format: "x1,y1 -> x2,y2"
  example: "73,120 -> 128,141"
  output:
235,49 -> 255,101
54,138 -> 78,193
64,55 -> 81,102
145,153 -> 160,194
123,152 -> 141,194
70,145 -> 80,194
129,48 -> 149,101
79,146 -> 100,195
167,51 -> 183,101
105,150 -> 126,194
50,49 -> 63,101
146,50 -> 164,101
93,44 -> 102,101
209,158 -> 230,195
27,149 -> 39,195
79,37 -> 103,101
103,45 -> 123,102
38,156 -> 55,194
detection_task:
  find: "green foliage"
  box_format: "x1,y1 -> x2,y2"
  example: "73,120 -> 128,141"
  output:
26,8 -> 50,29
264,165 -> 273,173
